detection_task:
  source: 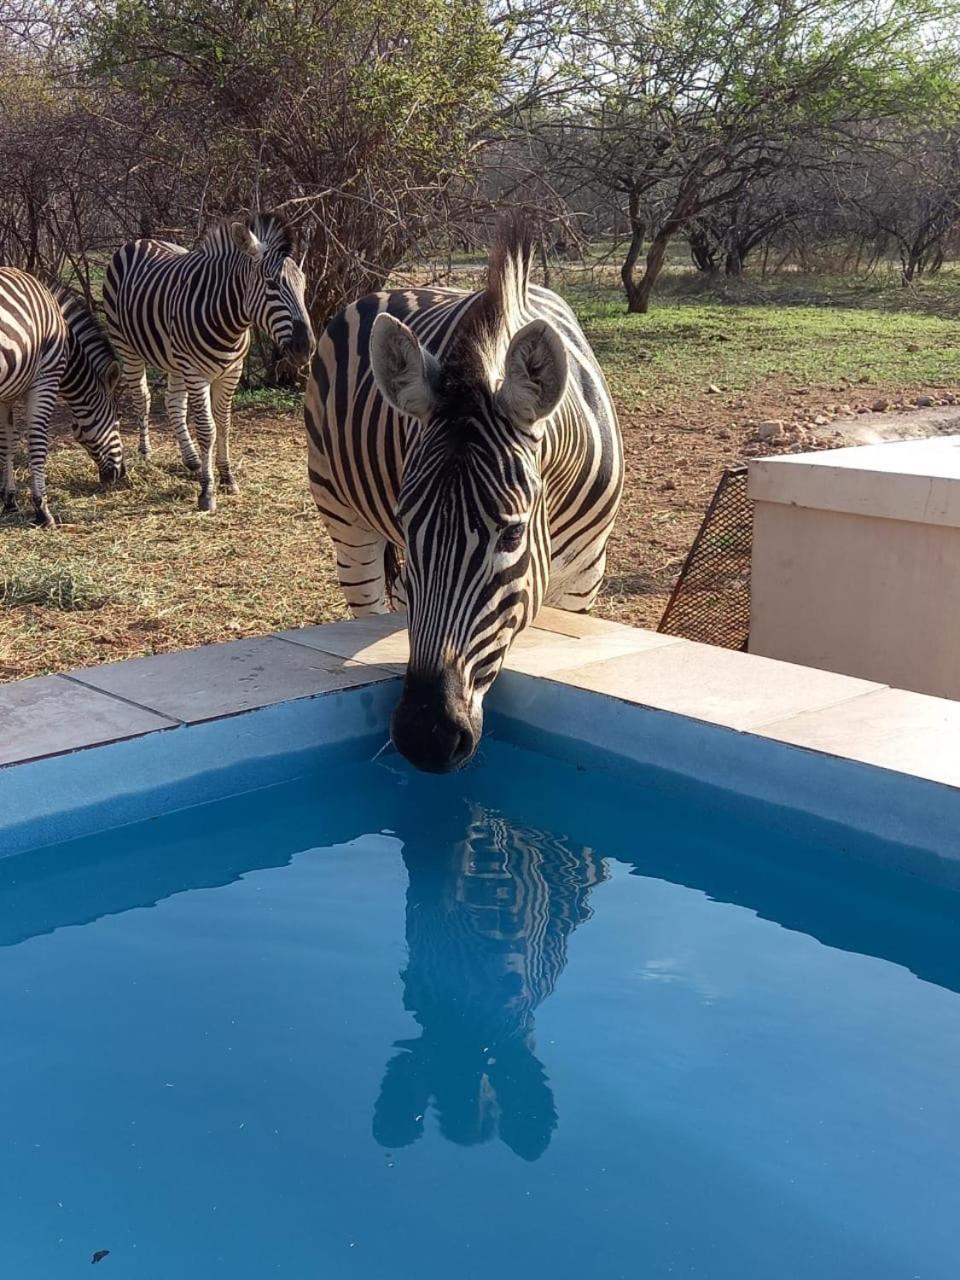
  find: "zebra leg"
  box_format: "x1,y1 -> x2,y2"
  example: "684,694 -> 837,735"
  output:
309,450 -> 396,614
0,403 -> 16,512
331,519 -> 394,615
120,357 -> 152,461
165,374 -> 201,474
25,379 -> 58,528
211,362 -> 242,494
186,381 -> 217,513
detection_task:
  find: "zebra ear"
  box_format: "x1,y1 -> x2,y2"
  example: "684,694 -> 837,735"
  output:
497,320 -> 568,435
230,221 -> 264,260
370,313 -> 436,419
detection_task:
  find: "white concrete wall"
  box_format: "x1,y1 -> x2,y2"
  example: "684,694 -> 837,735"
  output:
749,436 -> 960,700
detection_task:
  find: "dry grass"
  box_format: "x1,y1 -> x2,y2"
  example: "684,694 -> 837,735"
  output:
4,269 -> 960,682
0,411 -> 348,680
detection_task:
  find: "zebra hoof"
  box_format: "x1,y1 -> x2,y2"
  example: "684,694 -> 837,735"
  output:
184,458 -> 202,475
138,446 -> 152,462
197,490 -> 216,514
219,474 -> 240,495
2,496 -> 17,514
33,508 -> 57,529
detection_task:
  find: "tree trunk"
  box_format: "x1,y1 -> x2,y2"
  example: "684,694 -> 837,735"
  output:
724,246 -> 743,276
901,245 -> 919,284
620,189 -> 646,310
623,183 -> 700,313
627,228 -> 673,314
688,225 -> 718,272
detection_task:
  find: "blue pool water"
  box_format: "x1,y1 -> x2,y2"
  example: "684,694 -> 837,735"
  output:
1,738 -> 959,1278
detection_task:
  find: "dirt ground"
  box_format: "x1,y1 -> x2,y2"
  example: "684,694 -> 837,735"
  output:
2,370 -> 954,683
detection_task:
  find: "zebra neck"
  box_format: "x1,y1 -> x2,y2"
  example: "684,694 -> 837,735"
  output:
201,250 -> 255,342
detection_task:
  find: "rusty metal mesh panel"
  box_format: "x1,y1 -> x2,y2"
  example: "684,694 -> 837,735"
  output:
657,466 -> 752,650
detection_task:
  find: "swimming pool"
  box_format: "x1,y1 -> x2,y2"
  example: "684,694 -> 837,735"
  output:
2,615 -> 959,1278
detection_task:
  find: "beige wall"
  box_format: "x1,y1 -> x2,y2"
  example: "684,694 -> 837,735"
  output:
750,501 -> 960,699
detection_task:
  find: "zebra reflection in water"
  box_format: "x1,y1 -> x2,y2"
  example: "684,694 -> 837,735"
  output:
373,806 -> 606,1162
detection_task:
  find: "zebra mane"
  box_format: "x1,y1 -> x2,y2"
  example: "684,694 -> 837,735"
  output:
447,212 -> 535,390
199,212 -> 293,259
50,283 -> 118,377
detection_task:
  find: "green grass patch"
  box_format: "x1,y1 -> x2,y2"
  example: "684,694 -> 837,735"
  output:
235,386 -> 304,412
565,276 -> 960,403
1,560 -> 116,611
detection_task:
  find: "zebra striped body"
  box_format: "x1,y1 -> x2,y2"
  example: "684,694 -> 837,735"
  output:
103,213 -> 314,512
305,218 -> 622,772
0,269 -> 122,526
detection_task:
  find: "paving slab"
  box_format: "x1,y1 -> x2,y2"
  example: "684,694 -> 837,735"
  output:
758,687 -> 960,789
0,675 -> 175,766
70,636 -> 393,724
552,639 -> 886,731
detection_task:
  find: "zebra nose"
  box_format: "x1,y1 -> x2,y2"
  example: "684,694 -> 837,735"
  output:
99,460 -> 123,485
391,677 -> 480,774
285,321 -> 314,366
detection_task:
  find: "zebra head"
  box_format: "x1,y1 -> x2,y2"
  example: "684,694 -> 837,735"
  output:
371,310 -> 568,773
230,215 -> 315,367
53,286 -> 125,485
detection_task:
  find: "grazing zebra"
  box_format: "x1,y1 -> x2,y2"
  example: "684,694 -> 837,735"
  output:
304,216 -> 623,772
0,269 -> 123,526
103,212 -> 314,512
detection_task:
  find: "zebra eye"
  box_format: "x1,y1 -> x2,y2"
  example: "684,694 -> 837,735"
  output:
498,522 -> 525,553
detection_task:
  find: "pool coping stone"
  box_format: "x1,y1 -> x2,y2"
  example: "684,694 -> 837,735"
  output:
2,609 -> 959,800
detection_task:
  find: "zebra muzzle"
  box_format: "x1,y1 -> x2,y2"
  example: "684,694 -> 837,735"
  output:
390,672 -> 480,774
284,322 -> 316,368
99,460 -> 125,486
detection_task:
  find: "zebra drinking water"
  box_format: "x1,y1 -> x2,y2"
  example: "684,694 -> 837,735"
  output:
0,270 -> 123,527
103,213 -> 314,513
305,217 -> 623,773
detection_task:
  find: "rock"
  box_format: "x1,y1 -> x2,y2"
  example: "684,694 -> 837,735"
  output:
944,393 -> 956,405
856,405 -> 870,413
906,342 -> 920,352
857,374 -> 871,383
871,398 -> 889,412
814,414 -> 829,426
915,395 -> 935,407
756,419 -> 784,441
707,383 -> 721,394
717,429 -> 732,440
660,478 -> 677,491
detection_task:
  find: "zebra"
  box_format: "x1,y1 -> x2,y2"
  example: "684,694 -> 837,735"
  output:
103,212 -> 314,513
0,269 -> 124,527
304,216 -> 623,773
